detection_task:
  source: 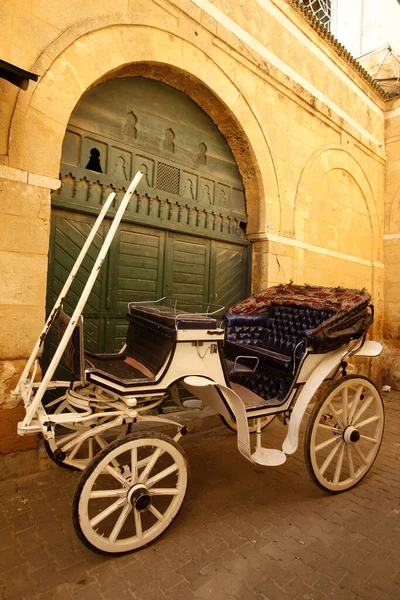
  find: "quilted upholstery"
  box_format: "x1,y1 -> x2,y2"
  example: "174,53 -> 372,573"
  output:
224,314 -> 269,347
230,368 -> 292,405
263,305 -> 335,356
224,304 -> 336,404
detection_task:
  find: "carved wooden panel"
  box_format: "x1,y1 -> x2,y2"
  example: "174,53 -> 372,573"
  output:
55,76 -> 247,243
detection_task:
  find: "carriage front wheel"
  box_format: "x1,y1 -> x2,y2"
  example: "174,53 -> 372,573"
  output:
305,375 -> 384,493
72,432 -> 189,554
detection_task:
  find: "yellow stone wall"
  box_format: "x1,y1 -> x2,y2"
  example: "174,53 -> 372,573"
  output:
382,97 -> 400,388
0,0 -> 392,460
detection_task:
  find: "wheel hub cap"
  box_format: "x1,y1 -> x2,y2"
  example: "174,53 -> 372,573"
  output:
343,426 -> 360,444
127,484 -> 151,511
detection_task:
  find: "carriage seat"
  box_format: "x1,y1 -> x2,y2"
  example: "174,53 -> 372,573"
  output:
224,305 -> 335,374
57,308 -> 177,386
223,305 -> 336,404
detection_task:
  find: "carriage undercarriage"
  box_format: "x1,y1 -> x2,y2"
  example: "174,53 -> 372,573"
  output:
13,174 -> 385,554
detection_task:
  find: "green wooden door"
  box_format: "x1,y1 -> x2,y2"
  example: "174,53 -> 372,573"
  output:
164,233 -> 210,311
113,223 -> 166,351
47,77 -> 251,356
210,241 -> 251,309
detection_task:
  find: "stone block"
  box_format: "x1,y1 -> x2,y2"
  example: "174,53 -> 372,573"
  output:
0,306 -> 45,359
384,239 -> 400,265
32,0 -> 128,30
14,12 -> 61,63
0,213 -> 50,255
10,107 -> 66,177
0,252 -> 48,307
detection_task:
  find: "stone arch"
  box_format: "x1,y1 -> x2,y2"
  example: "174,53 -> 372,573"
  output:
294,145 -> 381,262
8,17 -> 280,237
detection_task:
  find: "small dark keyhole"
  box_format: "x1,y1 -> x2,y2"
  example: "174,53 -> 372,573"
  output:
86,148 -> 103,173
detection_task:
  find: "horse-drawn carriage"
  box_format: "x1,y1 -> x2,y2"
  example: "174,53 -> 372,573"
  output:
13,174 -> 384,554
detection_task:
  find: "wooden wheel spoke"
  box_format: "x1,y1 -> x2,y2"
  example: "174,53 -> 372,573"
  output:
317,423 -> 341,432
134,507 -> 143,539
146,463 -> 179,488
88,437 -> 94,461
342,387 -> 348,426
95,434 -> 108,451
106,465 -> 129,487
90,498 -> 126,527
149,487 -> 179,496
139,448 -> 163,483
131,447 -> 138,482
68,438 -> 85,460
327,402 -> 344,429
96,436 -> 120,468
89,489 -> 125,499
149,505 -> 165,522
353,414 -> 380,429
351,394 -> 374,425
348,385 -> 363,423
333,443 -> 345,485
359,434 -> 379,444
109,504 -> 132,543
315,436 -> 339,453
320,441 -> 341,476
58,430 -> 83,446
353,443 -> 368,465
346,444 -> 355,479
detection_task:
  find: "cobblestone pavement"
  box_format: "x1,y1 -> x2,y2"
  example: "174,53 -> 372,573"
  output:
1,391 -> 399,600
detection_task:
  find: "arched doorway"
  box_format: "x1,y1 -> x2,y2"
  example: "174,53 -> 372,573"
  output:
47,76 -> 251,353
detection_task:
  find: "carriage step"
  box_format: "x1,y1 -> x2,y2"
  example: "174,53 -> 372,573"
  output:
251,448 -> 286,466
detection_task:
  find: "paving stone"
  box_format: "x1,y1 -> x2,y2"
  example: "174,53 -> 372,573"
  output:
102,580 -> 135,600
133,580 -> 168,600
176,559 -> 215,591
72,582 -> 102,600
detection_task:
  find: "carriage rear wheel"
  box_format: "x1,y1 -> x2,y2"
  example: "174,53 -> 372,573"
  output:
305,375 -> 384,493
44,397 -> 131,471
73,432 -> 188,554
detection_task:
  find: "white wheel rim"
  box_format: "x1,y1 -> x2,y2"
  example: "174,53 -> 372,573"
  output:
48,399 -> 128,469
77,436 -> 187,553
309,379 -> 383,492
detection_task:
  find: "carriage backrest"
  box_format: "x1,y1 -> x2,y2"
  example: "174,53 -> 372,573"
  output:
262,304 -> 335,355
126,312 -> 177,375
224,314 -> 269,347
224,306 -> 335,356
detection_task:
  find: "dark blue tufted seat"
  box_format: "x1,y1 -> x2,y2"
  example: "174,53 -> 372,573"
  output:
224,314 -> 269,347
224,305 -> 335,403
